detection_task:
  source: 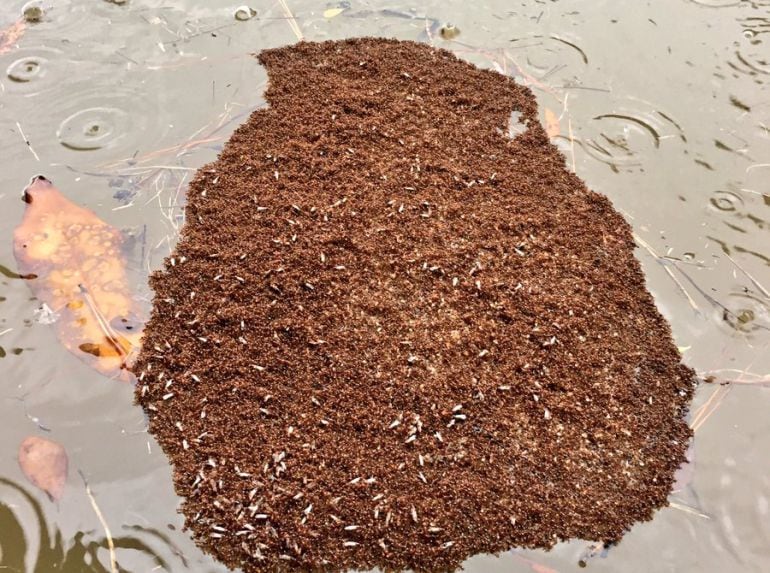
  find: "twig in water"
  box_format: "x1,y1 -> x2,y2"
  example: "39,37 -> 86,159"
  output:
277,0 -> 303,41
633,233 -> 700,312
502,50 -> 561,97
669,501 -> 710,520
112,201 -> 135,211
738,187 -> 769,197
80,471 -> 118,573
702,341 -> 770,387
702,369 -> 770,385
119,165 -> 197,172
101,100 -> 251,171
724,252 -> 770,298
690,384 -> 731,433
16,121 -> 40,162
558,84 -> 612,93
78,284 -> 130,358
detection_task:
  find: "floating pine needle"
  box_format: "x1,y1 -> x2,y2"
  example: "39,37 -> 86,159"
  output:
13,176 -> 142,380
277,0 -> 303,41
669,501 -> 711,520
724,252 -> 770,299
634,233 -> 701,313
15,121 -> 40,162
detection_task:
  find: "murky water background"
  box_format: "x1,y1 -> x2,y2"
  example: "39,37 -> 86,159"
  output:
0,0 -> 768,571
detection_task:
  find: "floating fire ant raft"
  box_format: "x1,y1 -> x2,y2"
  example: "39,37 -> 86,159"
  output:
132,38 -> 696,572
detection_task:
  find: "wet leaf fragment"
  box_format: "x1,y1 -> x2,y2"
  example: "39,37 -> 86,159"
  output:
0,19 -> 26,55
544,107 -> 560,138
323,7 -> 345,19
323,1 -> 349,19
18,436 -> 68,501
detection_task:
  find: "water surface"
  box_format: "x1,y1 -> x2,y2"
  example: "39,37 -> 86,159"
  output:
0,0 -> 768,571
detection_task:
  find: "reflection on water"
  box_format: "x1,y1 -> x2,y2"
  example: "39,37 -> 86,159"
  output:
0,477 -> 177,572
0,0 -> 769,571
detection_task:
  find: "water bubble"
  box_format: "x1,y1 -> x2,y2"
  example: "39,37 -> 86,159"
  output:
234,6 -> 257,21
7,56 -> 46,83
57,107 -> 130,151
743,29 -> 756,40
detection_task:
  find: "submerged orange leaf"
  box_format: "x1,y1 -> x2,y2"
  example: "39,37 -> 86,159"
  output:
13,176 -> 142,380
0,19 -> 26,55
18,436 -> 68,502
513,553 -> 560,573
544,107 -> 560,139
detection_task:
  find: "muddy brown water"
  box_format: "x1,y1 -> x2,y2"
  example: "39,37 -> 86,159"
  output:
0,0 -> 768,571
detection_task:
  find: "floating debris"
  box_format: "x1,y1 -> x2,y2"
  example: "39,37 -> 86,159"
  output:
234,6 -> 257,21
21,2 -> 44,23
439,23 -> 460,40
133,38 -> 695,573
18,436 -> 68,501
13,176 -> 142,380
323,5 -> 347,19
33,303 -> 59,325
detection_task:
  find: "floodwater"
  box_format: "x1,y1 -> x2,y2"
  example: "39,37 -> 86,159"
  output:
0,0 -> 768,571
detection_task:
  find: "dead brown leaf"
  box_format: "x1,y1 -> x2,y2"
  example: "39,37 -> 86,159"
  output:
18,436 -> 68,501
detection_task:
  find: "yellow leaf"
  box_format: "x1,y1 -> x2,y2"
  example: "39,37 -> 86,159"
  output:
13,176 -> 142,380
323,7 -> 345,19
